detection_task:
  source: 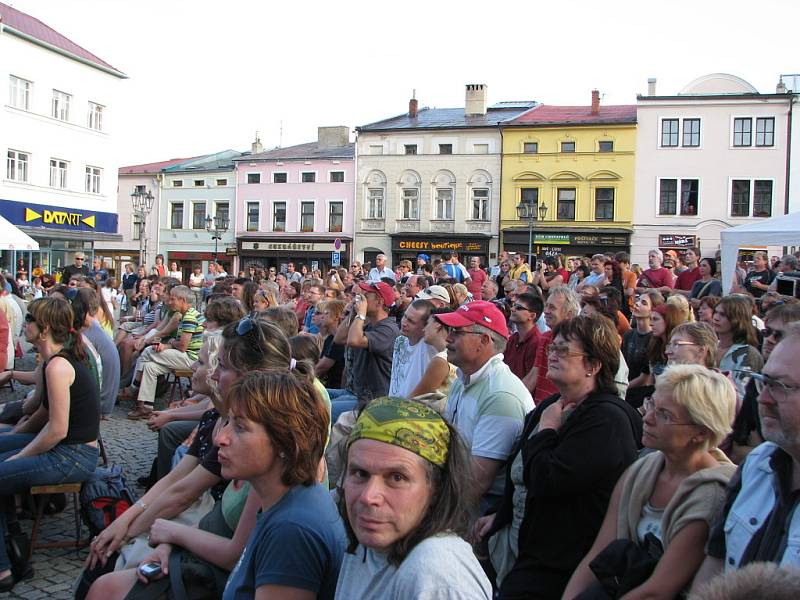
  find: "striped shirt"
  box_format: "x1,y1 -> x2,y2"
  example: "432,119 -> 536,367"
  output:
177,307 -> 205,360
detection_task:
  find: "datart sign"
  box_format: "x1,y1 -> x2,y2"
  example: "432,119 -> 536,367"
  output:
0,199 -> 118,233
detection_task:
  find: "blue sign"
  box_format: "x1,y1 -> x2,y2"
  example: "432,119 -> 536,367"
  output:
331,252 -> 341,266
0,199 -> 118,234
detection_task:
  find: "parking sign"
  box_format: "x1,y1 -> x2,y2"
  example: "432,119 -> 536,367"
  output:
331,252 -> 341,266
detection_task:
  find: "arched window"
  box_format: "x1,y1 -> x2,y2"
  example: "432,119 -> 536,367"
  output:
432,170 -> 456,220
363,170 -> 386,219
398,170 -> 422,220
468,170 -> 492,221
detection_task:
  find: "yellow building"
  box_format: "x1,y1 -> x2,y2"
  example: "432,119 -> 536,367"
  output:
500,94 -> 637,260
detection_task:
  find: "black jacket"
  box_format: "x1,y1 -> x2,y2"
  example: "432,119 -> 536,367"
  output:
493,390 -> 643,600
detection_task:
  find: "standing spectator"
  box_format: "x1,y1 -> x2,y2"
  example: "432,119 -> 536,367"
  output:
577,254 -> 607,290
636,249 -> 675,294
622,291 -> 663,382
285,261 -> 302,283
504,293 -> 544,389
0,286 -> 20,371
152,254 -> 166,277
415,253 -> 430,275
388,299 -> 436,398
673,247 -> 702,296
368,253 -> 395,281
615,252 -> 638,316
481,278 -> 499,301
495,259 -> 512,297
167,261 -> 182,281
467,256 -> 487,298
315,300 -> 347,388
435,301 -> 534,512
509,253 -> 533,284
743,251 -> 775,298
121,264 -> 138,315
188,265 -> 204,310
302,283 -> 324,334
767,254 -> 799,291
61,251 -> 89,282
441,251 -> 470,285
533,256 -> 565,293
491,250 -> 511,278
88,256 -> 108,282
690,258 -> 723,302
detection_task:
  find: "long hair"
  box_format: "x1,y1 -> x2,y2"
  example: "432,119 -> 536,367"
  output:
240,281 -> 259,313
552,314 -> 620,395
648,304 -> 685,365
78,277 -> 115,327
718,295 -> 759,346
29,297 -> 86,363
337,418 -> 476,566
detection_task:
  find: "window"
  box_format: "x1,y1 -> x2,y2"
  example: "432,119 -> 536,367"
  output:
330,171 -> 345,183
731,180 -> 750,217
661,119 -> 679,147
367,188 -> 384,219
435,188 -> 454,220
170,203 -> 184,229
732,179 -> 773,217
557,188 -> 576,220
595,188 -> 614,221
471,188 -> 490,220
756,118 -> 775,147
87,102 -> 103,131
733,118 -> 752,147
300,201 -> 315,232
7,149 -> 30,182
192,202 -> 207,229
404,144 -> 417,155
273,172 -> 287,183
369,145 -> 384,155
246,202 -> 260,231
132,214 -> 142,240
438,144 -> 453,155
682,119 -> 700,147
560,141 -> 575,153
134,185 -> 146,194
247,173 -> 261,184
194,179 -> 205,187
473,143 -> 489,154
51,90 -> 71,121
521,188 -> 539,205
215,202 -> 229,224
172,180 -> 183,187
523,142 -> 538,154
273,202 -> 286,231
216,178 -> 228,186
9,76 -> 31,110
401,188 -> 419,220
85,166 -> 101,194
659,178 -> 698,215
301,172 -> 316,183
598,141 -> 614,153
754,180 -> 773,217
49,159 -> 68,188
329,202 -> 343,232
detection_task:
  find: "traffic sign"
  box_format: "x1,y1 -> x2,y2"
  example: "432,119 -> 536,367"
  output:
331,252 -> 341,267
334,237 -> 342,251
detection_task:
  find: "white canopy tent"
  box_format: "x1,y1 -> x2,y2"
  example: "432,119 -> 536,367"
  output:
0,214 -> 39,251
720,211 -> 800,293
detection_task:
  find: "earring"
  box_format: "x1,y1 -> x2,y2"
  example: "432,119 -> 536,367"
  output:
279,452 -> 286,459
586,372 -> 592,377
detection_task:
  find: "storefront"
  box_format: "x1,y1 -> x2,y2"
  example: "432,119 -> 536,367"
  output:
502,227 -> 631,262
237,237 -> 351,275
166,251 -> 233,280
390,234 -> 491,268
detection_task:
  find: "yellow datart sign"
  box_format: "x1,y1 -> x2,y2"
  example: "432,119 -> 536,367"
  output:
25,207 -> 96,228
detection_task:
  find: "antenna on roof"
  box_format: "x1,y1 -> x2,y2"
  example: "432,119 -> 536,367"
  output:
412,88 -> 416,99
279,120 -> 283,148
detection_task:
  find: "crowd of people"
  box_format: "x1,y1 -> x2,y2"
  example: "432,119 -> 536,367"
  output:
0,244 -> 799,599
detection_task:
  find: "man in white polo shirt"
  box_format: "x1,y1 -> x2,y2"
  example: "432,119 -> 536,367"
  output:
388,299 -> 436,398
435,301 -> 534,513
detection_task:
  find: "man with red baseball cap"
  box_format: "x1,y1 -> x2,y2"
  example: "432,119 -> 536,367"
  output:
435,301 -> 534,512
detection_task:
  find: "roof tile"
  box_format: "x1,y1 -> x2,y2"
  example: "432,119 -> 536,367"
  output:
236,141 -> 354,161
508,104 -> 637,126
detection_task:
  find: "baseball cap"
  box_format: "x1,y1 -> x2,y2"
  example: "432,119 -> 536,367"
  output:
416,285 -> 450,304
417,253 -> 430,262
357,281 -> 395,308
664,250 -> 678,259
434,300 -> 509,339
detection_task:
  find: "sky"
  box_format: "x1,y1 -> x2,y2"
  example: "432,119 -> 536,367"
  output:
8,0 -> 800,165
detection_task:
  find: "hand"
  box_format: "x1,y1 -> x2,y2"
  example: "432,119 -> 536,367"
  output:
136,544 -> 172,584
146,411 -> 171,431
473,513 -> 496,543
86,517 -> 130,569
155,343 -> 167,353
354,295 -> 367,317
539,398 -> 575,432
148,518 -> 180,547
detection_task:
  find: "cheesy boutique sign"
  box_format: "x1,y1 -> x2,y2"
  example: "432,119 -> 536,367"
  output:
0,199 -> 118,234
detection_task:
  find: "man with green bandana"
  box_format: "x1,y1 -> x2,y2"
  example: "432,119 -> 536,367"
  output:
335,397 -> 492,599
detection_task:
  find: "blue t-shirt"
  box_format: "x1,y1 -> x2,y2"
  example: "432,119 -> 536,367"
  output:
223,483 -> 346,600
304,305 -> 320,334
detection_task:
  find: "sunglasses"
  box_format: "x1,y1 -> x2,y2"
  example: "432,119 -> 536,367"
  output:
547,342 -> 588,359
236,317 -> 264,356
763,327 -> 784,342
511,303 -> 530,312
24,313 -> 37,324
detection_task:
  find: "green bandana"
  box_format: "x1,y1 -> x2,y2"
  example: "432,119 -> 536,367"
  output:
348,397 -> 450,467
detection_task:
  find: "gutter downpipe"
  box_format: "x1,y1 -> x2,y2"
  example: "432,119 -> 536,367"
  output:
784,92 -> 795,255
498,122 -> 504,258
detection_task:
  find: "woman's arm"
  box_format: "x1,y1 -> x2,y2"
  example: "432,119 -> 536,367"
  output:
11,403 -> 47,434
10,365 -> 39,385
315,356 -> 336,378
541,274 -> 564,291
409,356 -> 449,398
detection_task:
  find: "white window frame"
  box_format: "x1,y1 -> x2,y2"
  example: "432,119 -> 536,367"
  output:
328,170 -> 345,183
170,202 -> 185,229
659,118 -> 680,148
681,117 -> 702,148
728,177 -> 775,218
403,144 -> 418,155
7,149 -> 30,183
470,187 -> 490,221
300,170 -> 317,183
52,89 -> 71,121
172,179 -> 183,187
246,172 -> 262,184
434,188 -> 454,220
193,179 -> 205,187
556,187 -> 577,220
271,171 -> 288,183
9,75 -> 32,110
299,200 -> 316,232
87,101 -> 104,131
191,201 -> 207,229
49,158 -> 68,189
215,178 -> 228,187
85,166 -> 102,194
367,188 -> 384,219
214,201 -> 230,224
272,200 -> 287,232
246,201 -> 260,231
401,187 -> 420,220
729,116 -> 777,149
656,176 -> 701,217
755,117 -> 776,147
327,200 -> 344,232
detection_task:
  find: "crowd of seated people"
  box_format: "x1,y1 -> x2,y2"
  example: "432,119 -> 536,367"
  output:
0,246 -> 799,598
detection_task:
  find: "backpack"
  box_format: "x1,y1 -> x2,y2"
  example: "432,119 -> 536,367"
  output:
79,464 -> 138,537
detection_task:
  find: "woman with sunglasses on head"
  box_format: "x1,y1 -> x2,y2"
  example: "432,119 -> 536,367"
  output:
713,295 -> 763,402
0,297 -> 100,592
564,365 -> 736,600
475,315 -> 642,599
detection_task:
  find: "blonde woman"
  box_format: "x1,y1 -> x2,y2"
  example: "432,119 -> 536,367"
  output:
666,293 -> 694,323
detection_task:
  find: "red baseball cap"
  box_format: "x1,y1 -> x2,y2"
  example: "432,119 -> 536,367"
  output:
358,281 -> 395,308
434,300 -> 509,339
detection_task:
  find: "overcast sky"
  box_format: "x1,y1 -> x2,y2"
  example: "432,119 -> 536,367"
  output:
9,0 -> 800,165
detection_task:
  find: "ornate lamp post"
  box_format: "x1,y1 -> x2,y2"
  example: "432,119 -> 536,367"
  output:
516,198 -> 548,266
130,188 -> 154,269
205,214 -> 230,265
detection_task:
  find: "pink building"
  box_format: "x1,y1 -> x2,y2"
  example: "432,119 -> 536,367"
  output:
234,127 -> 354,272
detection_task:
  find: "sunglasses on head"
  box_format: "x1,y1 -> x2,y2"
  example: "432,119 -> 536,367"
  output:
24,313 -> 37,324
236,317 -> 264,356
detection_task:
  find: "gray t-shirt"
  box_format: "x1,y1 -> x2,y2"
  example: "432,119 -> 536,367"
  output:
335,535 -> 492,600
351,317 -> 399,403
83,320 -> 120,415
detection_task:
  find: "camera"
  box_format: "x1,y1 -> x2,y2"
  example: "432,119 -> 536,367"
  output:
138,562 -> 162,580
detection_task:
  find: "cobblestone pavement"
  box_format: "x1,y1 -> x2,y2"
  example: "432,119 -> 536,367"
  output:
1,354 -> 159,599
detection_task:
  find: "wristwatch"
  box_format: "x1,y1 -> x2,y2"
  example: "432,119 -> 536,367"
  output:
355,315 -> 366,321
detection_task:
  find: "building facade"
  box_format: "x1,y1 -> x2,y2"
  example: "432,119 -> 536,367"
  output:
633,73 -> 791,263
0,1 -> 126,276
500,92 -> 637,261
355,85 -> 536,267
234,127 -> 355,273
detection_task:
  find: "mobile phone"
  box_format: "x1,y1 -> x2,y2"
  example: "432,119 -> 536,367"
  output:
138,562 -> 162,580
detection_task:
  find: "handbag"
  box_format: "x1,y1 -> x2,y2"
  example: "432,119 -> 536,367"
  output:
573,534 -> 662,599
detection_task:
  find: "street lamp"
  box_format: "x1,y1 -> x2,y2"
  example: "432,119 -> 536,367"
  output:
130,188 -> 154,270
516,198 -> 548,266
205,214 -> 230,265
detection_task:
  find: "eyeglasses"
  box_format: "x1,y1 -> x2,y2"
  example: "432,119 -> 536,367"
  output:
75,258 -> 84,261
666,340 -> 698,351
751,372 -> 800,401
236,317 -> 264,356
511,303 -> 531,312
446,326 -> 484,338
642,397 -> 696,426
24,313 -> 38,325
546,342 -> 588,359
763,327 -> 785,342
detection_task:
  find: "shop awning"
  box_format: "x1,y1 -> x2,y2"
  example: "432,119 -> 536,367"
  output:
0,214 -> 39,250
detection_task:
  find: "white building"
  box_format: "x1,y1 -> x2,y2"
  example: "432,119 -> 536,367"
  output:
0,1 -> 126,275
632,73 -> 792,263
355,85 -> 536,267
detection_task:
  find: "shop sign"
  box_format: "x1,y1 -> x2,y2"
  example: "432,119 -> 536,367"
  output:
534,234 -> 570,245
395,239 -> 488,252
240,241 -> 345,252
225,247 -> 238,256
570,233 -> 629,246
0,199 -> 118,233
659,234 -> 697,248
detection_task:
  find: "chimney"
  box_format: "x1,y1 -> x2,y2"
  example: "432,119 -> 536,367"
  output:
317,126 -> 350,148
465,83 -> 488,116
777,80 -> 787,94
409,90 -> 418,118
647,77 -> 657,96
591,90 -> 600,115
251,131 -> 263,154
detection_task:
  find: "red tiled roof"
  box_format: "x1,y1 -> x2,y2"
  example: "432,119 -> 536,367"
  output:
0,1 -> 124,76
119,157 -> 203,175
508,104 -> 637,126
